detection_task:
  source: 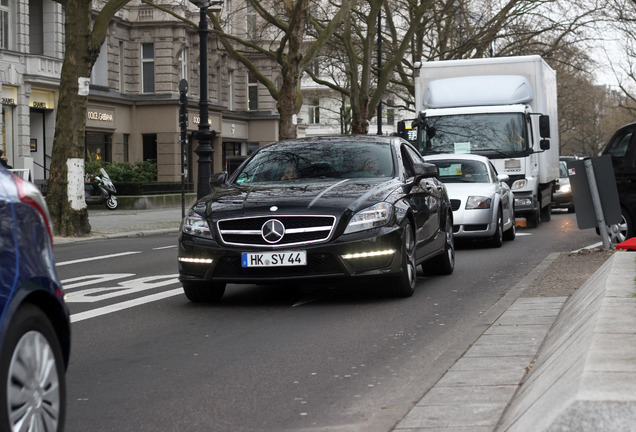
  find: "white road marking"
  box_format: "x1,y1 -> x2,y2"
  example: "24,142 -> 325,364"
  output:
153,245 -> 177,250
70,288 -> 183,323
64,274 -> 179,303
57,251 -> 141,267
516,233 -> 532,236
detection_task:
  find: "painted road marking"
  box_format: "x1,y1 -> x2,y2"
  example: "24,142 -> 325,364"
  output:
57,251 -> 141,267
70,288 -> 183,323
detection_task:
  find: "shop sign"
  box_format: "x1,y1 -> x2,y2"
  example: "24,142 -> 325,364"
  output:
192,115 -> 212,126
86,107 -> 115,127
29,90 -> 55,110
2,87 -> 18,106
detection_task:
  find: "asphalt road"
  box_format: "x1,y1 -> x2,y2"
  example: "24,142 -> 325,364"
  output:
53,211 -> 600,432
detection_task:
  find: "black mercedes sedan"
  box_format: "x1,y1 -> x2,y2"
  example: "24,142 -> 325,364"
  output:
178,136 -> 455,301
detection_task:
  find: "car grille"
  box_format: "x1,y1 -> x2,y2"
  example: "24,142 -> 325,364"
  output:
217,215 -> 336,247
213,253 -> 342,278
450,199 -> 462,211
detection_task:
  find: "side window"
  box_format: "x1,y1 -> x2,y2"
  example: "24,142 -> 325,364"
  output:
606,130 -> 632,158
401,145 -> 421,178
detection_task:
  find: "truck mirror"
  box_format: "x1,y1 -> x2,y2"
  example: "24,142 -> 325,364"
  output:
540,139 -> 550,150
539,115 -> 551,138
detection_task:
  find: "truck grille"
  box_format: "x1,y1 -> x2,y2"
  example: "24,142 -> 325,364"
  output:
217,215 -> 336,247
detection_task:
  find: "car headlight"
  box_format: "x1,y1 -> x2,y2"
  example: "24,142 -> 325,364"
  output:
466,196 -> 492,209
560,184 -> 571,193
181,209 -> 213,239
344,202 -> 393,234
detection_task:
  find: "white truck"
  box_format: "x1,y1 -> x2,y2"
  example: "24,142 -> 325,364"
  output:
401,55 -> 559,227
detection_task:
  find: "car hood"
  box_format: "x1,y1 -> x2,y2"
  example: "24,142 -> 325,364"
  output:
203,178 -> 402,218
442,182 -> 498,199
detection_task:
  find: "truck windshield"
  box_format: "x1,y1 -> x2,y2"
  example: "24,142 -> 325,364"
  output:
419,113 -> 528,158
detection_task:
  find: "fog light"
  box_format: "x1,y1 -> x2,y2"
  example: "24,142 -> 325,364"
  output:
179,257 -> 213,264
341,249 -> 396,260
515,198 -> 533,207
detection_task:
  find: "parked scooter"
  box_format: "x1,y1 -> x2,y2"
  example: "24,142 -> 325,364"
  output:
85,168 -> 118,210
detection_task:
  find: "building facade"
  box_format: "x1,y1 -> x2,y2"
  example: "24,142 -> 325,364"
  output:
1,0 -> 404,191
1,0 -> 282,189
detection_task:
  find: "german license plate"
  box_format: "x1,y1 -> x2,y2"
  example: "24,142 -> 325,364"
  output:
241,251 -> 307,267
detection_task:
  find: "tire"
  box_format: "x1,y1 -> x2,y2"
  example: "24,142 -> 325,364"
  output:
606,208 -> 634,245
388,221 -> 417,298
422,212 -> 455,276
541,202 -> 551,222
503,219 -> 516,241
0,304 -> 66,432
105,195 -> 118,210
489,209 -> 504,248
183,282 -> 226,302
526,206 -> 540,228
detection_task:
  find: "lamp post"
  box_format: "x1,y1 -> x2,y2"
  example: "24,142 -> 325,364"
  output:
189,0 -> 223,199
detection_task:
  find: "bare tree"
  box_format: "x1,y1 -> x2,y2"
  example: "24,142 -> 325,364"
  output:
208,0 -> 354,140
47,0 -> 131,236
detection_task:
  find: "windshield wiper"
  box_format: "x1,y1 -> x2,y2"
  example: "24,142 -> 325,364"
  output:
475,148 -> 515,158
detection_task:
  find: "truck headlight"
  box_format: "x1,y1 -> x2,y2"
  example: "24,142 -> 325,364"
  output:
466,196 -> 492,209
511,179 -> 527,190
181,209 -> 213,239
344,202 -> 393,234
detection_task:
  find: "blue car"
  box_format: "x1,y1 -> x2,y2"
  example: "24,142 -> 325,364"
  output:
0,166 -> 70,432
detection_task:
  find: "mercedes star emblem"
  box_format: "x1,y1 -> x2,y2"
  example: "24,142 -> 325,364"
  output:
262,219 -> 285,243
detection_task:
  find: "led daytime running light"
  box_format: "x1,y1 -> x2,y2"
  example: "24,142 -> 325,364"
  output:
341,249 -> 396,260
179,257 -> 213,264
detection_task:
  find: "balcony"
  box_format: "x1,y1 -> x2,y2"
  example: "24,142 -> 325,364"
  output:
25,55 -> 63,84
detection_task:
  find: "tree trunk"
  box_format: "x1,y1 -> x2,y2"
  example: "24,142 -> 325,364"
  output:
47,1 -> 94,236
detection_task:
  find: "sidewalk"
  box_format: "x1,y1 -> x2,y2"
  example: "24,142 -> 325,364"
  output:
54,206 -> 184,244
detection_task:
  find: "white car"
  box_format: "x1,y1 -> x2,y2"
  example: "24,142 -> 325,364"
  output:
425,154 -> 516,247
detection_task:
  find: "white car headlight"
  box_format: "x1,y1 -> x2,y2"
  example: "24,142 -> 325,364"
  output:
466,196 -> 492,209
344,202 -> 393,234
182,209 -> 213,238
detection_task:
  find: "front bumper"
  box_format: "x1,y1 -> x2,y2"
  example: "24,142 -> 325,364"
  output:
513,191 -> 537,214
178,226 -> 406,285
451,207 -> 496,239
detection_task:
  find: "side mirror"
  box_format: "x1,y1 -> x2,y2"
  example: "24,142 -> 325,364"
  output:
210,171 -> 228,188
413,162 -> 439,179
496,174 -> 510,183
539,115 -> 551,138
540,139 -> 550,151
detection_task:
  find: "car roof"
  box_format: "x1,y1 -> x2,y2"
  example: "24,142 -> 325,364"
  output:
263,135 -> 400,147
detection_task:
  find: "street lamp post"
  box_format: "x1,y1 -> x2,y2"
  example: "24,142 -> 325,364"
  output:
189,0 -> 223,199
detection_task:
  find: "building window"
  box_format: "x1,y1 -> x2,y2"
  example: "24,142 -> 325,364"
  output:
85,132 -> 112,162
29,0 -> 43,54
123,134 -> 130,162
228,69 -> 234,110
141,43 -> 155,93
246,3 -> 257,39
387,99 -> 395,125
308,98 -> 320,125
91,41 -> 109,87
248,71 -> 258,111
178,48 -> 188,81
119,41 -> 125,93
0,0 -> 10,50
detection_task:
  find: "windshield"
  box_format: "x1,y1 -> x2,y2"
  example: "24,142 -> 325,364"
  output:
233,140 -> 394,185
418,113 -> 528,158
430,159 -> 491,183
